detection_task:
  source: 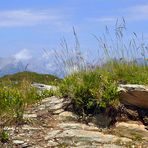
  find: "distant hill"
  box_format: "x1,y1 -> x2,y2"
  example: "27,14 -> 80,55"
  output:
0,56 -> 63,78
0,71 -> 61,85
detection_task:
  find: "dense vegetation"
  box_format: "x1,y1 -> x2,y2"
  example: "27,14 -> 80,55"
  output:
59,70 -> 119,115
0,72 -> 58,130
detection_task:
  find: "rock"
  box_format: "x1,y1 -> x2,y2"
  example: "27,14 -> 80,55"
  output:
23,113 -> 37,119
47,140 -> 58,147
118,105 -> 140,121
116,104 -> 148,126
58,111 -> 78,121
53,129 -> 131,144
102,144 -> 123,148
44,122 -> 132,147
143,116 -> 148,126
118,84 -> 148,108
36,96 -> 71,114
42,96 -> 71,111
45,130 -> 62,140
58,122 -> 98,131
32,83 -> 57,91
114,122 -> 148,141
52,109 -> 64,114
92,113 -> 112,128
125,108 -> 139,119
13,140 -> 24,145
22,125 -> 43,131
41,97 -> 64,104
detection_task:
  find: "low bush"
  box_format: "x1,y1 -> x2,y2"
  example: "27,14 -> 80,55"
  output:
0,80 -> 53,126
0,129 -> 9,143
59,70 -> 119,115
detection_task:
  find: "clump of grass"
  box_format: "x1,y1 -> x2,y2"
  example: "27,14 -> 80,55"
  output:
102,60 -> 148,84
59,70 -> 119,115
0,129 -> 9,143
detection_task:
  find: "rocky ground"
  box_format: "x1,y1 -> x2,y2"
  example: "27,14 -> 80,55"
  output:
0,96 -> 148,148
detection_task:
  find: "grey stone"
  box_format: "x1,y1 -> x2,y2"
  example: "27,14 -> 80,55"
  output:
55,129 -> 131,143
43,96 -> 64,104
58,111 -> 78,121
115,122 -> 148,141
92,113 -> 112,128
47,140 -> 58,147
13,140 -> 24,145
58,122 -> 98,131
103,144 -> 124,148
32,83 -> 57,91
45,130 -> 62,140
53,109 -> 64,114
22,125 -> 43,131
23,113 -> 37,119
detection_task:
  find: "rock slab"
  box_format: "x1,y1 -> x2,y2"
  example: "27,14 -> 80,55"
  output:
118,84 -> 148,108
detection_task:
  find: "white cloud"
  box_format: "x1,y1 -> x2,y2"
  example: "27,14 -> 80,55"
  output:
86,4 -> 148,24
86,17 -> 116,23
123,4 -> 148,21
0,9 -> 64,27
0,49 -> 61,76
128,4 -> 148,14
13,49 -> 32,61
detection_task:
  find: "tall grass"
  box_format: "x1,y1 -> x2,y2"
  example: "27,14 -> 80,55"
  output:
54,19 -> 148,84
54,19 -> 148,116
95,19 -> 148,84
54,27 -> 88,77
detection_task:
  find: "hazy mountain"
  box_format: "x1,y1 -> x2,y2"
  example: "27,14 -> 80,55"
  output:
0,56 -> 61,77
0,55 -> 147,78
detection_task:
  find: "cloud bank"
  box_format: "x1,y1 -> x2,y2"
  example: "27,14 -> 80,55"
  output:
0,49 -> 59,76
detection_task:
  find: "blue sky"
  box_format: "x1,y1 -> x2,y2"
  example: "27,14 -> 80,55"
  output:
0,0 -> 148,59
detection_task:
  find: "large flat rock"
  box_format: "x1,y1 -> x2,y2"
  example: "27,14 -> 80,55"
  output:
118,84 -> 148,108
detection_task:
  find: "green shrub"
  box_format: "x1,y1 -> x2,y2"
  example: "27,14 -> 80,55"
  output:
0,129 -> 9,143
59,70 -> 119,115
0,80 -> 48,125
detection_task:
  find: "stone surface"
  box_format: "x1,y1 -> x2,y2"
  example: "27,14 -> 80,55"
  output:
58,111 -> 78,121
118,84 -> 148,108
31,83 -> 57,91
13,140 -> 24,145
58,122 -> 99,131
116,104 -> 148,126
114,122 -> 148,141
92,113 -> 112,128
1,96 -> 148,148
36,96 -> 71,114
23,113 -> 37,119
